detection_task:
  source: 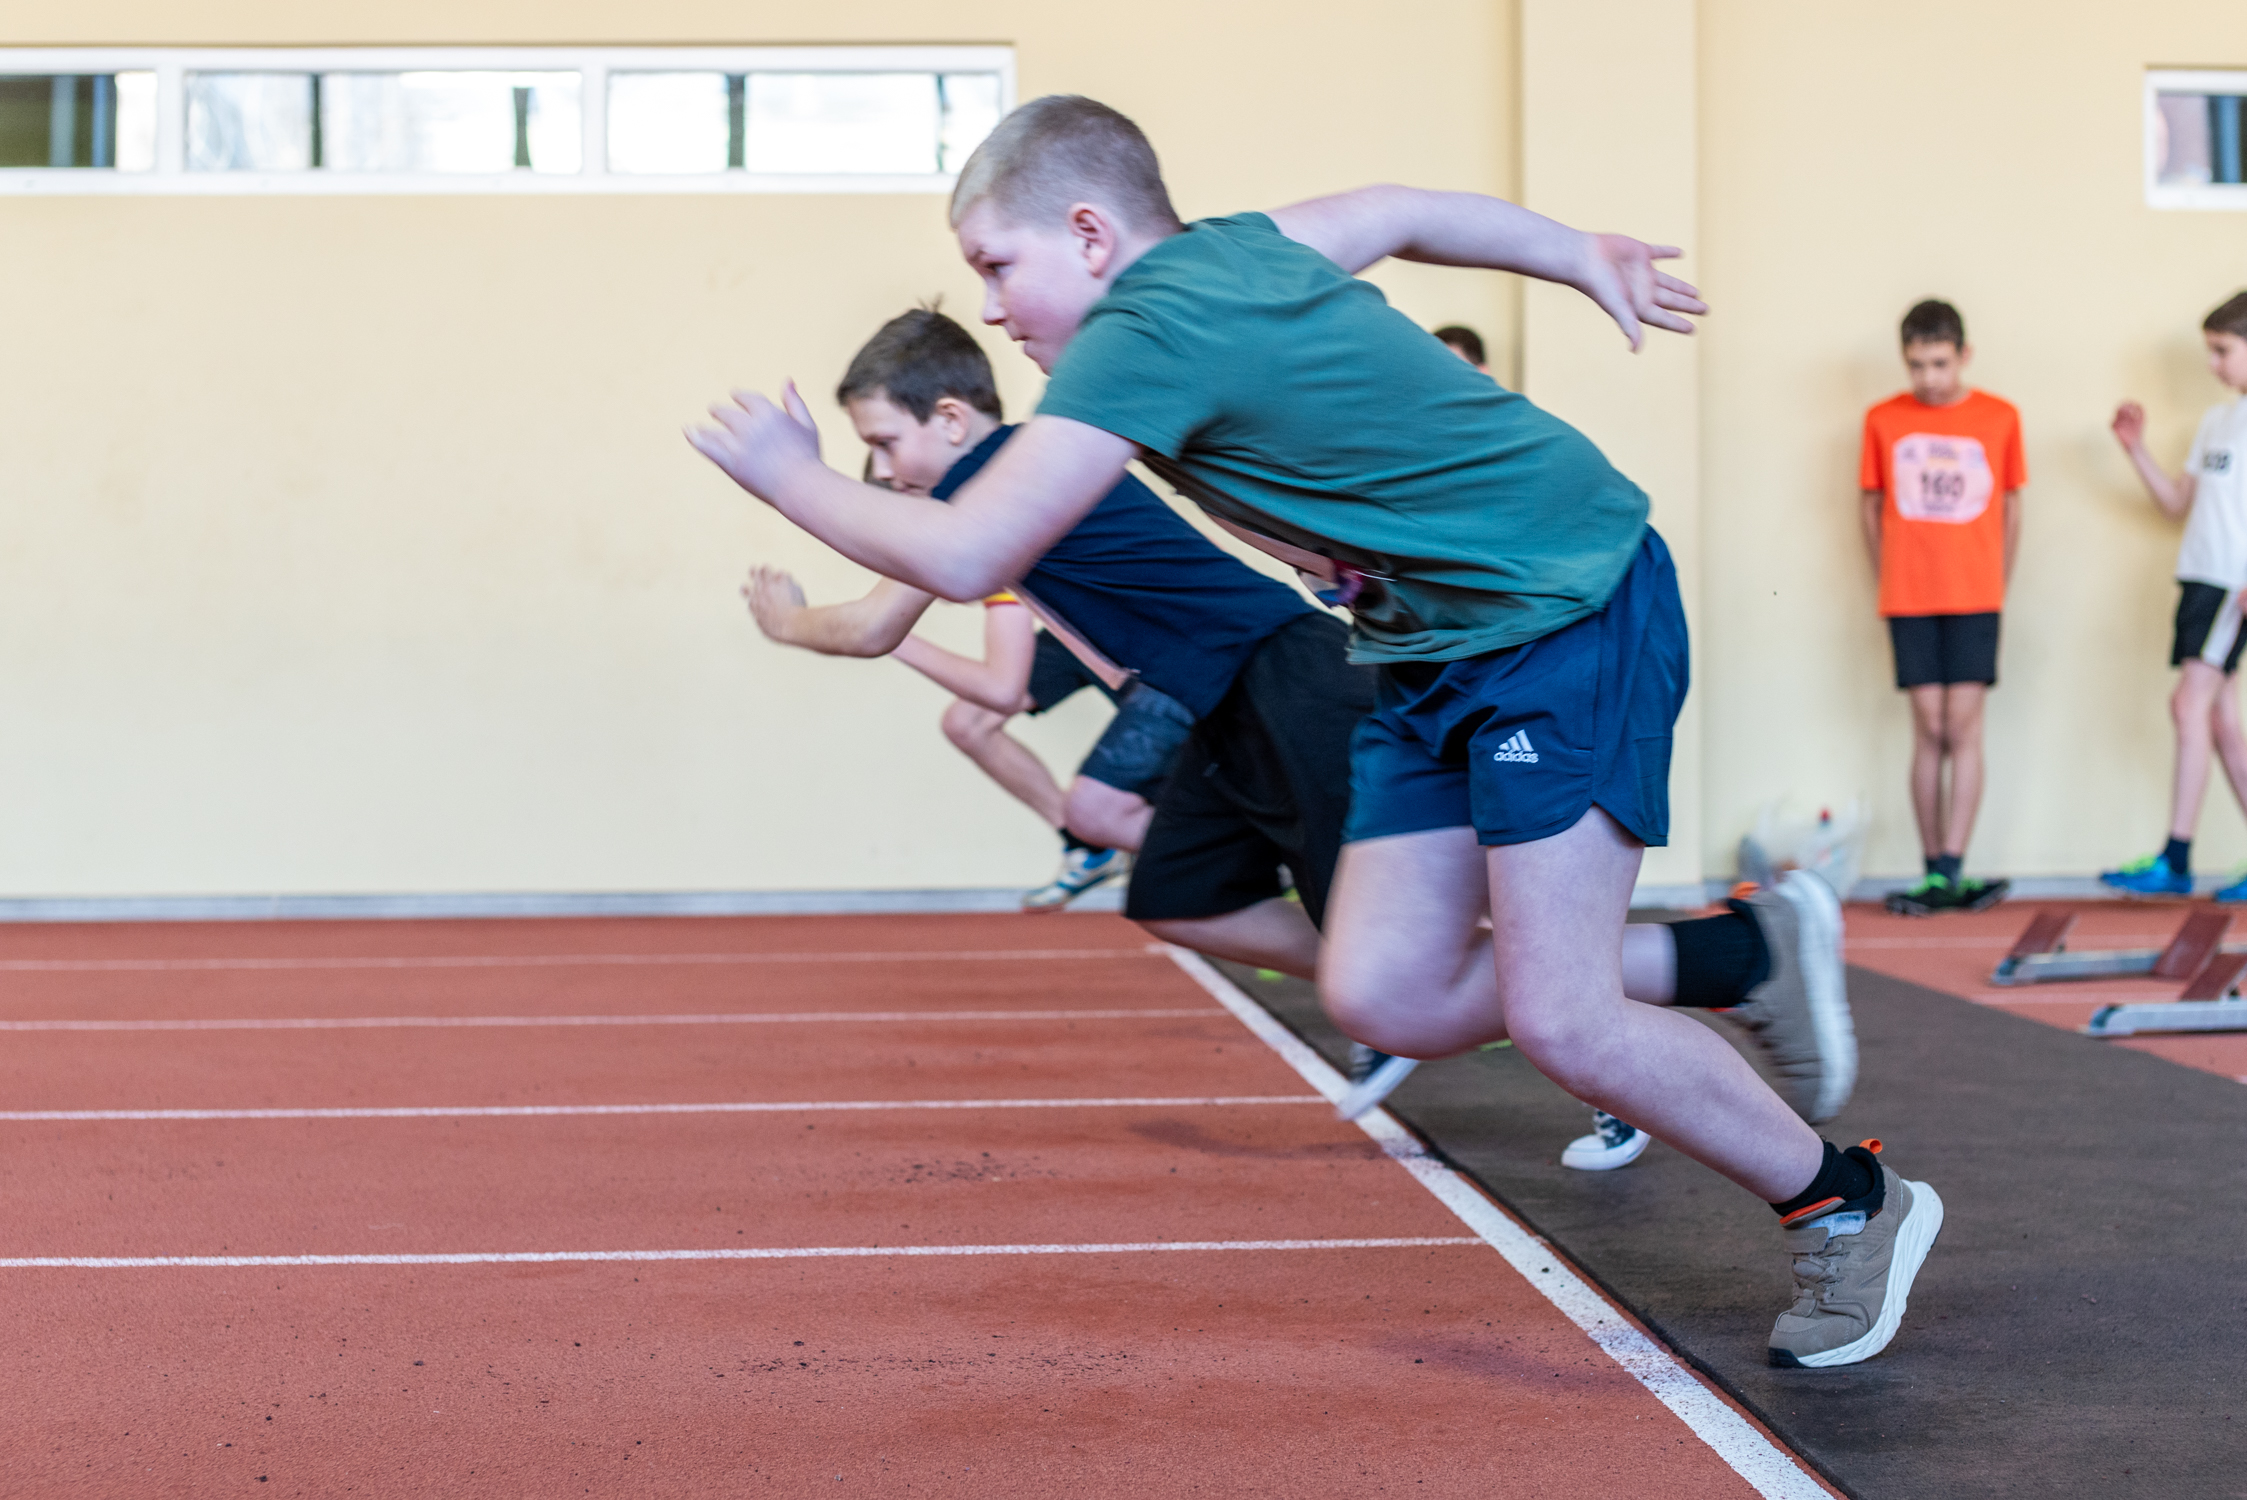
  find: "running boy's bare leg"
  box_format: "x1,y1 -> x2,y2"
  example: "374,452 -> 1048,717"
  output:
1064,776 -> 1155,853
2212,669 -> 2247,816
1939,683 -> 1986,859
942,699 -> 1069,828
1324,809 -> 1824,1202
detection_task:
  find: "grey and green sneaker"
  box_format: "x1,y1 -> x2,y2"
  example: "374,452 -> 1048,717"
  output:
1769,1143 -> 1945,1368
1723,871 -> 1857,1123
1884,873 -> 1958,916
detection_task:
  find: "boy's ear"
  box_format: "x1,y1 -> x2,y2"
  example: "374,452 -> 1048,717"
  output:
932,396 -> 973,446
1067,201 -> 1124,277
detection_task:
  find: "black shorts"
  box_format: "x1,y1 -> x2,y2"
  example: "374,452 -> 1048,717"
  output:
2172,581 -> 2247,673
1077,681 -> 1195,800
1125,613 -> 1377,928
1887,612 -> 2000,689
1025,630 -> 1118,714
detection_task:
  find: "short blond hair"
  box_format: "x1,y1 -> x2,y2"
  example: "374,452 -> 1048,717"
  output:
949,95 -> 1182,236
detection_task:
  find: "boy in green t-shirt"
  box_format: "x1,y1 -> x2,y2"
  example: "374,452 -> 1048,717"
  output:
688,96 -> 1934,1369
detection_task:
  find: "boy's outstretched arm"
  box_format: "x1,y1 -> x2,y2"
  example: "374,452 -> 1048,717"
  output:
745,569 -> 936,658
891,599 -> 1038,715
2111,401 -> 2196,520
690,384 -> 1133,600
1267,185 -> 1706,350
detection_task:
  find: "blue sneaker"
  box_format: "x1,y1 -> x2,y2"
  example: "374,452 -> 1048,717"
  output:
2216,872 -> 2247,903
2099,853 -> 2193,897
1020,847 -> 1126,912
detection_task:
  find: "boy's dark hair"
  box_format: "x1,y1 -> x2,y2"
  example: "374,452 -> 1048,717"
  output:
1900,299 -> 1966,350
949,94 -> 1183,237
2203,291 -> 2247,341
1432,324 -> 1486,365
836,308 -> 1004,423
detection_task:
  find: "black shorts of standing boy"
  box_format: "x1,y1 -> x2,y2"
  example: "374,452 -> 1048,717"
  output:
1886,611 -> 2000,690
1124,612 -> 1376,928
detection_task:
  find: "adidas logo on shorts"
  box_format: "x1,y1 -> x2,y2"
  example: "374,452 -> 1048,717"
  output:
1491,730 -> 1540,764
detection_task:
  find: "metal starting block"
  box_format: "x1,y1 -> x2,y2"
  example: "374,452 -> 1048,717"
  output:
1989,908 -> 2231,986
1986,906 -> 2247,1036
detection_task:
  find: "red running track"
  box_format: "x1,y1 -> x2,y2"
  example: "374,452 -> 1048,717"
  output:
0,911 -> 1832,1497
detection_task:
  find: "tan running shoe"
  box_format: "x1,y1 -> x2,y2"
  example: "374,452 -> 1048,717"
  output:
1768,1143 -> 1945,1368
1722,871 -> 1857,1122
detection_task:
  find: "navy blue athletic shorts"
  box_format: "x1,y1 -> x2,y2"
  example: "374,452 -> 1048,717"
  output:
1343,529 -> 1689,849
1887,612 -> 2000,689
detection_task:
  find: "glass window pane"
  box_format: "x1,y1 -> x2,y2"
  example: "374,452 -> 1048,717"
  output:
938,73 -> 1002,175
607,72 -> 729,174
2157,93 -> 2213,186
114,71 -> 156,171
321,71 -> 580,174
187,73 -> 313,171
0,74 -> 133,168
746,73 -> 937,174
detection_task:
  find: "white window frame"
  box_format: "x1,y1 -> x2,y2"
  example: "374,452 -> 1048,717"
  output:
2145,68 -> 2247,212
0,45 -> 1014,195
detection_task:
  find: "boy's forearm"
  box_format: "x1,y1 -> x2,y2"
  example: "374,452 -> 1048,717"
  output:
1859,490 -> 1884,582
891,636 -> 1030,714
767,584 -> 935,658
763,464 -> 1014,600
2122,441 -> 2189,517
2003,489 -> 2022,581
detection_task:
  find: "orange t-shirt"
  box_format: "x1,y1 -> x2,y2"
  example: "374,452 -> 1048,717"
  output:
1859,389 -> 2027,617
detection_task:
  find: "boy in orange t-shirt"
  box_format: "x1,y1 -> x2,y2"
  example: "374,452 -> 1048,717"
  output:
1859,299 -> 2027,914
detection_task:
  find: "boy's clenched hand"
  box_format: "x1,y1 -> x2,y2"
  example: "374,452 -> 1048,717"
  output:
688,381 -> 824,502
1574,233 -> 1706,351
2112,400 -> 2147,450
743,565 -> 809,642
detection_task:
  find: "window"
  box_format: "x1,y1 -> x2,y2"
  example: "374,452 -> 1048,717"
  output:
0,46 -> 1012,193
2146,69 -> 2247,210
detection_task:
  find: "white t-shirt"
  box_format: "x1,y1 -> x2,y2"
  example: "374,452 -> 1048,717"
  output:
2178,395 -> 2247,586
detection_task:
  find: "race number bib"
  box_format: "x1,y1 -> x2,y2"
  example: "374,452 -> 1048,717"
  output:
1892,433 -> 1993,524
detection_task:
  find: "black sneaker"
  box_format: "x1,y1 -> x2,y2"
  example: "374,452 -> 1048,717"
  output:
1883,874 -> 1957,916
1953,877 -> 2011,912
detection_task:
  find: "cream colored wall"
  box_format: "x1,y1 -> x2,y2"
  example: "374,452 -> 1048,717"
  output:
0,2 -> 1517,898
1519,0 -> 1705,892
1698,0 -> 2247,883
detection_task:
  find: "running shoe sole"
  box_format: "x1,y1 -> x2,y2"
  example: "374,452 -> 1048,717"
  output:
1771,1178 -> 1946,1368
1334,1054 -> 1418,1121
1774,871 -> 1858,1123
1561,1125 -> 1650,1171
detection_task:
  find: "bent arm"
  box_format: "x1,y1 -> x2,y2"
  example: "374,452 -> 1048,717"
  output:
2125,445 -> 2194,521
891,601 -> 1038,715
1265,185 -> 1706,348
748,571 -> 936,658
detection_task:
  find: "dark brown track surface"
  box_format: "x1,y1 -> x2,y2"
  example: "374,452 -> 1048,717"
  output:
0,912 -> 1816,1497
1220,906 -> 2247,1500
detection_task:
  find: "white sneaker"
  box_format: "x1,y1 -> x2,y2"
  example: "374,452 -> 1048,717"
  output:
1021,847 -> 1127,912
1561,1110 -> 1650,1171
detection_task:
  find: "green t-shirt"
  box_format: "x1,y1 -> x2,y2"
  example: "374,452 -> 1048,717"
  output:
1035,212 -> 1649,663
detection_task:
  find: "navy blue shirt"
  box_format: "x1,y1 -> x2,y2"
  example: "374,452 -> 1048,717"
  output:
932,426 -> 1314,720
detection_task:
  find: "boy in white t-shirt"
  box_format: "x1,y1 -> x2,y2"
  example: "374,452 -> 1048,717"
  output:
2102,290 -> 2247,898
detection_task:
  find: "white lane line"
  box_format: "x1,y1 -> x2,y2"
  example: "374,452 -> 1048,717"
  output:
0,1237 -> 1481,1270
0,1094 -> 1324,1122
1164,948 -> 1832,1500
0,1007 -> 1222,1034
0,947 -> 1158,974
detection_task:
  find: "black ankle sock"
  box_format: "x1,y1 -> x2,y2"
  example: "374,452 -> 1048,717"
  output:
1668,909 -> 1771,1007
1061,831 -> 1107,854
1931,853 -> 1963,883
1770,1141 -> 1878,1219
2164,836 -> 2192,876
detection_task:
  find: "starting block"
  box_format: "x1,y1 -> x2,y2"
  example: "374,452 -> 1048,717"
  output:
1987,906 -> 2247,1037
1989,908 -> 2230,986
